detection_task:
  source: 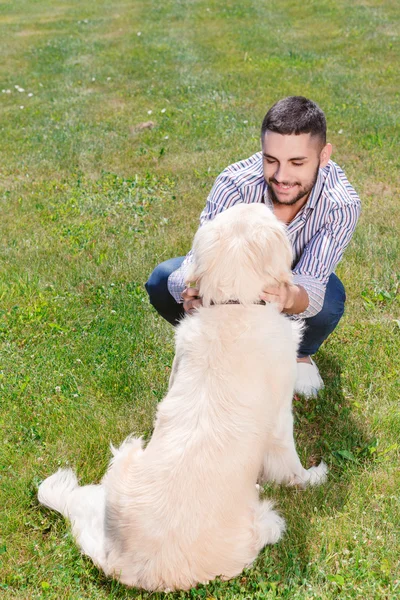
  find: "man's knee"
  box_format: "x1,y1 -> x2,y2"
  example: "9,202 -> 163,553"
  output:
306,273 -> 346,331
313,273 -> 346,328
145,262 -> 170,302
146,257 -> 184,302
298,274 -> 346,357
145,257 -> 186,326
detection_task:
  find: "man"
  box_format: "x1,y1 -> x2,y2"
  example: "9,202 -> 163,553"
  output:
145,96 -> 361,397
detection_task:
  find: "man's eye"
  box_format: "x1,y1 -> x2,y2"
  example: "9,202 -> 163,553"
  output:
265,159 -> 276,164
292,162 -> 304,167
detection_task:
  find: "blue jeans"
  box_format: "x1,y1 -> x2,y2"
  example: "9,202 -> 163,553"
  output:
145,257 -> 346,357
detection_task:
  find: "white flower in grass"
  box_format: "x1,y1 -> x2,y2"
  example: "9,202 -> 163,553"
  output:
107,77 -> 111,81
338,129 -> 343,134
147,109 -> 152,114
164,135 -> 169,139
137,31 -> 142,36
243,120 -> 248,124
28,93 -> 33,97
92,77 -> 96,81
161,108 -> 166,113
20,105 -> 24,109
55,386 -> 61,393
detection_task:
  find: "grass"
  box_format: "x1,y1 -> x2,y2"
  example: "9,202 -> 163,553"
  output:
0,0 -> 399,598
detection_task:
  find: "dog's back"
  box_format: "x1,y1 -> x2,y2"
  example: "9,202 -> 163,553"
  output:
103,304 -> 298,590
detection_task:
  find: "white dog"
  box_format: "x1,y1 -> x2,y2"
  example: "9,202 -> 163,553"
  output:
38,203 -> 327,591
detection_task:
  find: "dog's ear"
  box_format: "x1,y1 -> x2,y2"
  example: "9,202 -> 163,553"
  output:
184,263 -> 197,289
184,258 -> 203,291
257,222 -> 293,287
184,221 -> 220,290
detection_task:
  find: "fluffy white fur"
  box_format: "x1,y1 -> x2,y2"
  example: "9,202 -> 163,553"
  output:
38,203 -> 327,591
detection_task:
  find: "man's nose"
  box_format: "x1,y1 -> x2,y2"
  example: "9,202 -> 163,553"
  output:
274,164 -> 289,182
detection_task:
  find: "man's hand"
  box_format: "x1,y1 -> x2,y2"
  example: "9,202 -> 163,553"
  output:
181,286 -> 203,313
260,283 -> 294,312
260,283 -> 309,314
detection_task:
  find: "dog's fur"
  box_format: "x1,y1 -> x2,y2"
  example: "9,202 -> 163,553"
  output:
38,203 -> 327,591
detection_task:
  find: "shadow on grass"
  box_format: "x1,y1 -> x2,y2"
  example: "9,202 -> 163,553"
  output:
253,349 -> 378,593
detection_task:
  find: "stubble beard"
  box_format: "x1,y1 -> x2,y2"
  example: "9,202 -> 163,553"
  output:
267,165 -> 320,207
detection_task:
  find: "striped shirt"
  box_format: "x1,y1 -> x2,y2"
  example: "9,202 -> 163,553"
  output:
168,151 -> 361,318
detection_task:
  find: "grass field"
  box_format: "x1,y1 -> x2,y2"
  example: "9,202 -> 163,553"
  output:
0,0 -> 399,598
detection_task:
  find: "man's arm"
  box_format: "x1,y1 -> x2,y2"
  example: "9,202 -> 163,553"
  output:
264,202 -> 360,316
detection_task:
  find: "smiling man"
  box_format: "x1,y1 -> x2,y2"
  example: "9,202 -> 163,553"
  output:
145,97 -> 361,397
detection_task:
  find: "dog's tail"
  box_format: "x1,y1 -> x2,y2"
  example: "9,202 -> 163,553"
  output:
38,469 -> 107,568
38,468 -> 79,518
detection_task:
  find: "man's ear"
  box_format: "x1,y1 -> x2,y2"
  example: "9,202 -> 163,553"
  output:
319,143 -> 332,168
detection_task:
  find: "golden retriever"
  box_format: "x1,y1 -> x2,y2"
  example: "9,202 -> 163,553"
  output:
38,203 -> 327,591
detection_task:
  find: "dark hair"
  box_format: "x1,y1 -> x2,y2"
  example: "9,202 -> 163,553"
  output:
261,96 -> 326,145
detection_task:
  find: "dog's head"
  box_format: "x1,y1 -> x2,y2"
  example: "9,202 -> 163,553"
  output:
185,203 -> 293,307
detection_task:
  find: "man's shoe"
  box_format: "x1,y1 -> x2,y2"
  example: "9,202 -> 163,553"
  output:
294,358 -> 324,398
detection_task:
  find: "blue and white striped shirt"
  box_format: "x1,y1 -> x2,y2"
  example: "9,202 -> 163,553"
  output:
168,152 -> 361,318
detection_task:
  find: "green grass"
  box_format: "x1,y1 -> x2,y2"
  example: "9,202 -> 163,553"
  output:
0,0 -> 399,598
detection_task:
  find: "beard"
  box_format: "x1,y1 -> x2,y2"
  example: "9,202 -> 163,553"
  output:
267,164 -> 320,207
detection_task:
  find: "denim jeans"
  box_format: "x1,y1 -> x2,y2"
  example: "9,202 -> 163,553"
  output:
145,257 -> 346,357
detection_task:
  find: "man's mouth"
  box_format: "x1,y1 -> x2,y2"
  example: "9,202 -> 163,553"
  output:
271,181 -> 297,191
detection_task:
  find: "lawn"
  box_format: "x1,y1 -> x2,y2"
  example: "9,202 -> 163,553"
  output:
0,0 -> 399,598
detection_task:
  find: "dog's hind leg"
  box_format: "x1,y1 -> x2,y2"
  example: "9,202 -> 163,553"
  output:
38,469 -> 107,569
253,500 -> 286,549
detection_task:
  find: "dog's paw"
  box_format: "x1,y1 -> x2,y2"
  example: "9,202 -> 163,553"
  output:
288,461 -> 328,488
305,461 -> 328,486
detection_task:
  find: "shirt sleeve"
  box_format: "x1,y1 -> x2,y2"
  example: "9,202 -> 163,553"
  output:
293,201 -> 360,318
167,174 -> 243,302
167,251 -> 194,303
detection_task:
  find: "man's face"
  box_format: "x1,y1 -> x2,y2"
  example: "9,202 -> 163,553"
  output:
262,131 -> 328,207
